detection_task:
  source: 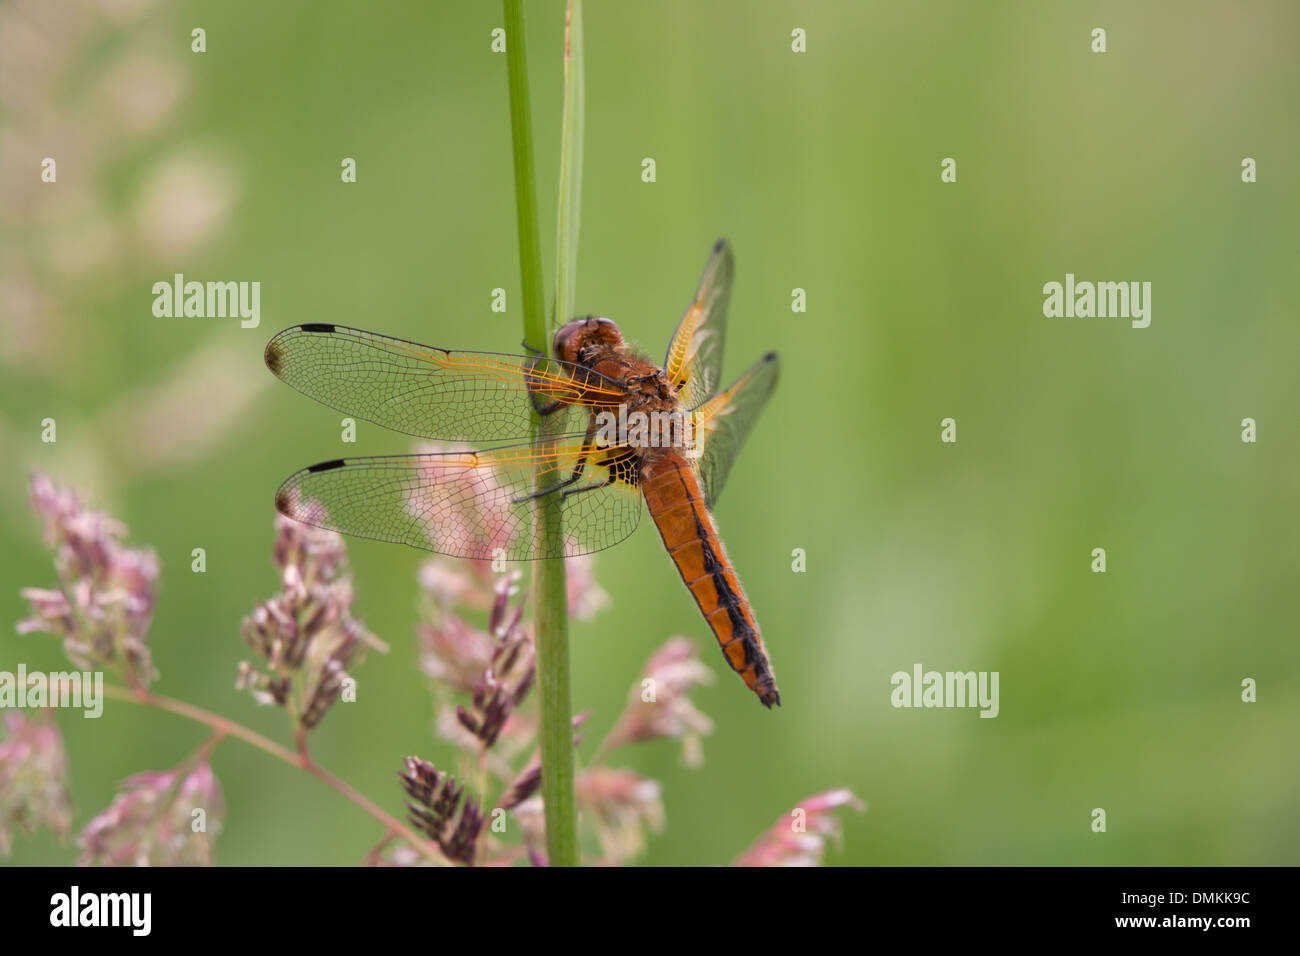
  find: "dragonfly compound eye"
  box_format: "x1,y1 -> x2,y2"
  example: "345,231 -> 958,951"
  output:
554,316 -> 624,363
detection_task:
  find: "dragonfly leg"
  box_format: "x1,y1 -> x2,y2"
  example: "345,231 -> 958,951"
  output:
512,468 -> 585,504
511,414 -> 599,504
523,349 -> 568,416
531,394 -> 565,416
562,476 -> 614,500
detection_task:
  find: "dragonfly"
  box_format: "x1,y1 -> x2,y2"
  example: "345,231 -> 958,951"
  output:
263,240 -> 781,707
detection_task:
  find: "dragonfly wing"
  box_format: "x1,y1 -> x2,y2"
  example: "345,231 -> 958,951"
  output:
274,440 -> 643,560
691,351 -> 779,509
664,239 -> 733,413
264,323 -> 624,442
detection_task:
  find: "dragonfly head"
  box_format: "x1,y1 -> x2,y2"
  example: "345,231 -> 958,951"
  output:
554,316 -> 624,365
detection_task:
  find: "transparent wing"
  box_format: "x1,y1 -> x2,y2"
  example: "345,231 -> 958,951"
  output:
691,352 -> 779,509
264,323 -> 626,442
274,440 -> 643,560
664,239 -> 733,413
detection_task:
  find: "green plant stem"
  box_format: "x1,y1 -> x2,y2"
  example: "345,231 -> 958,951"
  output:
503,0 -> 579,867
554,0 -> 584,327
100,683 -> 449,865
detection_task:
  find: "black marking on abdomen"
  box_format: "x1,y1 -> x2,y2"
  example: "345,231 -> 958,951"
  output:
676,462 -> 759,661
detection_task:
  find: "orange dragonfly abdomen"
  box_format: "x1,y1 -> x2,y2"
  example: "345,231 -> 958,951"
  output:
640,451 -> 780,707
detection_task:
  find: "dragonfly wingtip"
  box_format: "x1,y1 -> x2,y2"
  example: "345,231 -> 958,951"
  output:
264,339 -> 283,375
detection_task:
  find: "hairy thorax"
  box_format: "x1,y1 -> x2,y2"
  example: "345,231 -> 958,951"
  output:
553,316 -> 689,465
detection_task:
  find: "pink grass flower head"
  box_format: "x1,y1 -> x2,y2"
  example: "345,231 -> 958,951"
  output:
489,711 -> 589,865
417,563 -> 513,695
577,766 -> 665,864
455,572 -> 536,748
733,788 -> 866,867
239,509 -> 386,729
398,756 -> 484,866
505,795 -> 549,865
20,473 -> 158,688
419,612 -> 496,694
418,556 -> 502,612
0,712 -> 74,856
602,637 -> 714,766
433,706 -> 525,781
564,553 -> 610,621
78,760 -> 224,866
497,762 -> 542,812
421,566 -> 543,759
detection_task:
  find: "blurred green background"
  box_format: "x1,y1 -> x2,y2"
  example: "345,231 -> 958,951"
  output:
2,0 -> 1298,866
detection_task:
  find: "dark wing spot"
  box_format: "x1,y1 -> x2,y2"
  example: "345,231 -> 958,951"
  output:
264,340 -> 283,375
299,323 -> 336,333
308,459 -> 346,473
274,487 -> 292,516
